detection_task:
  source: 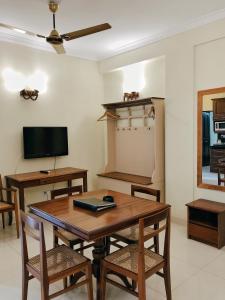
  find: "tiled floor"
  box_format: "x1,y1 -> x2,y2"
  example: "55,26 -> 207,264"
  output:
1,220 -> 225,300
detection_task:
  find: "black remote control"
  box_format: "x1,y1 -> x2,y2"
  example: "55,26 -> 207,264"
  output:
40,170 -> 51,174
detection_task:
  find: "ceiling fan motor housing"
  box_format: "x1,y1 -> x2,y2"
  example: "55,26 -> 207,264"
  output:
46,29 -> 63,44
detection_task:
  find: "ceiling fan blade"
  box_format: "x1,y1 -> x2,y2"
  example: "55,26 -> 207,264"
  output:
51,43 -> 66,54
61,23 -> 111,41
0,23 -> 46,38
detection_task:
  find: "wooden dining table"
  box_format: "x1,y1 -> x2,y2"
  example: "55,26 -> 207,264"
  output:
29,189 -> 169,300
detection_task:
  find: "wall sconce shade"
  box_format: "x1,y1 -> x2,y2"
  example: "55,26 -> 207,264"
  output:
20,89 -> 39,101
2,69 -> 48,99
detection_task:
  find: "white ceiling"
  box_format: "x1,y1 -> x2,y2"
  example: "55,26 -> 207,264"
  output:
0,0 -> 225,61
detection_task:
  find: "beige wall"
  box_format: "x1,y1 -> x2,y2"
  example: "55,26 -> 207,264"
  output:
103,57 -> 165,102
99,18 -> 225,220
0,41 -> 104,206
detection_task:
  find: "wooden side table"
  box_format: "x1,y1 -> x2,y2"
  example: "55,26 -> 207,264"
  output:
186,199 -> 225,249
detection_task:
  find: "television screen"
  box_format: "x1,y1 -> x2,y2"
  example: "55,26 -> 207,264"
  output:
23,127 -> 68,159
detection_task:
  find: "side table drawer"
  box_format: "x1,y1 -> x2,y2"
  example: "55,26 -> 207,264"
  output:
188,223 -> 218,246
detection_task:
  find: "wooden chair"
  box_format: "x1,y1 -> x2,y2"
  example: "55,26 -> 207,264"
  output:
107,185 -> 160,254
51,186 -> 85,252
20,211 -> 93,300
0,174 -> 19,238
100,207 -> 171,300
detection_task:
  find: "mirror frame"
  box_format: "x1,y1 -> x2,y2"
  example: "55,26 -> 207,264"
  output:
197,86 -> 225,192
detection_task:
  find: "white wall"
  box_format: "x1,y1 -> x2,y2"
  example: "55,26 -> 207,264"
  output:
99,18 -> 225,220
0,41 -> 104,206
103,57 -> 165,102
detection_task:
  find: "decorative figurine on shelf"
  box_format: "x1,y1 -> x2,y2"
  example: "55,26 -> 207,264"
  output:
123,91 -> 139,102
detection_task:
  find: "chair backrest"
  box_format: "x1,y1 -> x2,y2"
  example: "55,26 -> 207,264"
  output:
20,211 -> 48,280
138,207 -> 171,275
51,185 -> 83,199
131,184 -> 160,202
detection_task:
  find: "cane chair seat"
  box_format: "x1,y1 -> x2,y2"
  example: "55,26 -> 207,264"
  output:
114,225 -> 155,242
57,229 -> 80,242
105,244 -> 164,274
28,245 -> 87,278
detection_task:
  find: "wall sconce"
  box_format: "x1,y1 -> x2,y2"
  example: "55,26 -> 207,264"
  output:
2,68 -> 48,100
123,91 -> 139,102
122,62 -> 145,95
20,89 -> 39,101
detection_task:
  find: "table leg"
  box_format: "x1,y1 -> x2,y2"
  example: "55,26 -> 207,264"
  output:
92,238 -> 106,300
83,173 -> 88,192
6,179 -> 13,225
19,188 -> 25,211
67,180 -> 72,196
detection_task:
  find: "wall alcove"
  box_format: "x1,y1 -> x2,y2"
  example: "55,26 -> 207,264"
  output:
97,97 -> 165,201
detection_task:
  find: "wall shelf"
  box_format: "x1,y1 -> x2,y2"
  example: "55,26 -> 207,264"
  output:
97,171 -> 152,185
102,97 -> 164,110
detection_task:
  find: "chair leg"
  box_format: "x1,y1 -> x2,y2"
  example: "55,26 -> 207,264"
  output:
86,262 -> 93,300
131,280 -> 137,291
41,281 -> 49,300
138,276 -> 146,300
164,265 -> 172,300
63,277 -> 67,289
53,226 -> 58,247
14,209 -> 20,238
22,269 -> 29,300
105,236 -> 110,255
154,223 -> 159,253
69,241 -> 76,284
80,241 -> 84,255
100,262 -> 107,300
2,213 -> 5,229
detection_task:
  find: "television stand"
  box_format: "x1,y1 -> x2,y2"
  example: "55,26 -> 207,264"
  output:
6,167 -> 88,223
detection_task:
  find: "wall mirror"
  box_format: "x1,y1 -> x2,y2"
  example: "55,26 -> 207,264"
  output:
198,87 -> 225,191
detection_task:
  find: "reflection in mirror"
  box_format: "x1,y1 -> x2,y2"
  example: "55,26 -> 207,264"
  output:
198,88 -> 225,191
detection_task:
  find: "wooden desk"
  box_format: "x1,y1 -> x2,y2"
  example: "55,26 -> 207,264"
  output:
29,189 -> 169,300
6,167 -> 88,214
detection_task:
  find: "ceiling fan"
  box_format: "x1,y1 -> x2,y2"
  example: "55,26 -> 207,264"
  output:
0,0 -> 111,54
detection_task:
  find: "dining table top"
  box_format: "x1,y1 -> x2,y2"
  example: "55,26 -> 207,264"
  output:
29,189 -> 169,241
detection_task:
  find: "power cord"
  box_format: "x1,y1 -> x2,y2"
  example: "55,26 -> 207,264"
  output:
52,156 -> 57,192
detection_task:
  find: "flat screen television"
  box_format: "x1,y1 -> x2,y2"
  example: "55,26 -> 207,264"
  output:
23,127 -> 68,159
